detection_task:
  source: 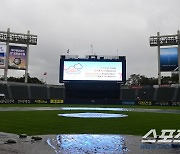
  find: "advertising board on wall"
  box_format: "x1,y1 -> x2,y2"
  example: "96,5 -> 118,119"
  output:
0,99 -> 64,104
160,47 -> 178,72
0,44 -> 6,69
8,45 -> 27,70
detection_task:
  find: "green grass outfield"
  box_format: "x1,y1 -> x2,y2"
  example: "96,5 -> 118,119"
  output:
0,104 -> 180,136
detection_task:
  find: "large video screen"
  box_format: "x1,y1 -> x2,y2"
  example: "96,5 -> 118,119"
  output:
59,58 -> 126,83
160,47 -> 178,72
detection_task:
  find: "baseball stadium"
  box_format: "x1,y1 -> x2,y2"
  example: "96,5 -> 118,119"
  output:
0,29 -> 180,154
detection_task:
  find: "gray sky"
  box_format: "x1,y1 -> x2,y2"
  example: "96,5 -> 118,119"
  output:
0,0 -> 180,84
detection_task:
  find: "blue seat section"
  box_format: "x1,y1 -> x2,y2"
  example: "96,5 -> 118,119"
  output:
9,85 -> 29,99
137,88 -> 155,101
156,87 -> 175,101
121,89 -> 136,100
49,86 -> 64,99
30,85 -> 48,99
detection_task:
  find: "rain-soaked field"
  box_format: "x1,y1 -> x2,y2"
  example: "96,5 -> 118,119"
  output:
0,104 -> 180,153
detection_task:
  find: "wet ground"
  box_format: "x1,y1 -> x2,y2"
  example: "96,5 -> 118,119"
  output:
1,132 -> 180,154
0,107 -> 180,153
47,134 -> 129,154
48,134 -> 180,154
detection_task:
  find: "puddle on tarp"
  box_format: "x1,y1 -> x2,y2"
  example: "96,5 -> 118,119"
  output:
47,134 -> 128,154
60,107 -> 133,111
58,112 -> 128,118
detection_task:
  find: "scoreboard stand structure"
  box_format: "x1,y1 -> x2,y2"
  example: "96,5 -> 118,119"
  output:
59,55 -> 126,104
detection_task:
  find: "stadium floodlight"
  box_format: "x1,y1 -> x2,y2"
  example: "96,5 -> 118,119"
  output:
150,35 -> 179,46
150,30 -> 180,85
0,31 -> 37,45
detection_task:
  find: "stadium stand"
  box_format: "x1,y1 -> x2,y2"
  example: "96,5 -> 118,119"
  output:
0,81 -> 179,104
137,88 -> 155,101
49,86 -> 65,99
121,88 -> 136,100
0,81 -> 65,100
9,84 -> 29,99
30,85 -> 49,99
156,87 -> 175,101
175,87 -> 180,101
0,82 -> 10,99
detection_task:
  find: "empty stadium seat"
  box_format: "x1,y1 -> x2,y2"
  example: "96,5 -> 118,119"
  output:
137,88 -> 155,101
121,88 -> 136,100
156,87 -> 175,101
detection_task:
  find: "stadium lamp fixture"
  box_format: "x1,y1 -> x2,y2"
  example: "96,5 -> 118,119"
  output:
150,33 -> 179,46
0,30 -> 37,45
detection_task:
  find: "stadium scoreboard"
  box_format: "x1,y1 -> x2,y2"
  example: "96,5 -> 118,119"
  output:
59,55 -> 126,83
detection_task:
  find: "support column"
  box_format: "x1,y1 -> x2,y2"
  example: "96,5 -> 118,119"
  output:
4,28 -> 10,81
157,32 -> 161,85
25,30 -> 30,83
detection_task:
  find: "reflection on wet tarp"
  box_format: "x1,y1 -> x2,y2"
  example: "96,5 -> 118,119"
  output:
58,112 -> 128,118
47,134 -> 128,154
60,107 -> 133,111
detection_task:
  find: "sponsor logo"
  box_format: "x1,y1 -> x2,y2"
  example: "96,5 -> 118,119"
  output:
172,102 -> 180,106
122,101 -> 135,105
138,101 -> 152,106
0,99 -> 14,104
154,102 -> 169,106
50,99 -> 64,103
18,100 -> 31,104
35,100 -> 48,104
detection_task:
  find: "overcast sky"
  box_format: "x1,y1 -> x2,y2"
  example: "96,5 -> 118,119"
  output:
0,0 -> 180,84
